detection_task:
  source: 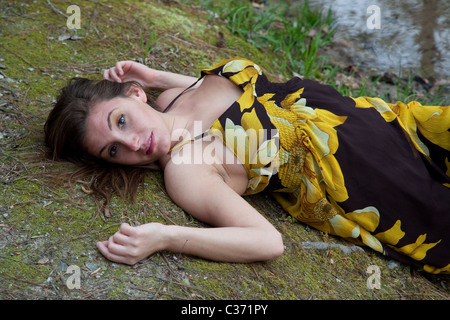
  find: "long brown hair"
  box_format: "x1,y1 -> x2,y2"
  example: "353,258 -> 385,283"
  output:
44,77 -> 159,209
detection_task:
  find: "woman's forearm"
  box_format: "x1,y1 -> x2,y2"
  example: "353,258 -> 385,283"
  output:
150,69 -> 200,91
162,225 -> 283,263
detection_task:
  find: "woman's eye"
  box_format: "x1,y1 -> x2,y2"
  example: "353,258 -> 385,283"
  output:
118,114 -> 125,128
110,145 -> 118,157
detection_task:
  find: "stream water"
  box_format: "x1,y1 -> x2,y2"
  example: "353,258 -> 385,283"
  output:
306,0 -> 450,79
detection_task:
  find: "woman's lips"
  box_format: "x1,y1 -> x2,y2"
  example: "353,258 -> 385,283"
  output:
146,132 -> 155,155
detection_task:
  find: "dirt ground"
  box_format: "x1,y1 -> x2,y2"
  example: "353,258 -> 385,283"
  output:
0,0 -> 448,301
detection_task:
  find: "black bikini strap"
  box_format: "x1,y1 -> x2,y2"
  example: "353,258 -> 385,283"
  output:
162,77 -> 202,113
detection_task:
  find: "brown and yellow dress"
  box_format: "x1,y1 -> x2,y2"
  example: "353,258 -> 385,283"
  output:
176,58 -> 450,274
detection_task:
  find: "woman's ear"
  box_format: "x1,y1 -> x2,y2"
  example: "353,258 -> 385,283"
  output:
128,84 -> 147,103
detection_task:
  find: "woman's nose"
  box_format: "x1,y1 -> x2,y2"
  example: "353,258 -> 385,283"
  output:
124,134 -> 140,151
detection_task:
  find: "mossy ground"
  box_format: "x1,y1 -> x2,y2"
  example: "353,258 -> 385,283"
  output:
0,0 -> 448,301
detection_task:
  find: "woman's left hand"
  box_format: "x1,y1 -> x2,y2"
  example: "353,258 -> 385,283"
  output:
97,222 -> 165,265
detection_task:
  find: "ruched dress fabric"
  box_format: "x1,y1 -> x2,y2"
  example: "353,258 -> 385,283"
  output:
185,58 -> 450,274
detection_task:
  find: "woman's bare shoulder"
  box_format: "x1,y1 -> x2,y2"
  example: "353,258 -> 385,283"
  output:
163,156 -> 218,191
162,159 -> 226,220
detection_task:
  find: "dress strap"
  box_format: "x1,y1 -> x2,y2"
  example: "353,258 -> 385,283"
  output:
169,131 -> 210,153
162,77 -> 203,113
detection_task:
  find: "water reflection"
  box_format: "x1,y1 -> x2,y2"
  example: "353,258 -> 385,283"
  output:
306,0 -> 449,79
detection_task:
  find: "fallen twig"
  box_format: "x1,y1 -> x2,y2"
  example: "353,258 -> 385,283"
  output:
46,0 -> 67,18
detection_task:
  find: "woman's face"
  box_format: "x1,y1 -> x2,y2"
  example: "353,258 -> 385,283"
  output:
83,86 -> 171,166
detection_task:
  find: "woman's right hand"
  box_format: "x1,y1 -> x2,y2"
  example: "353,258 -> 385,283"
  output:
103,61 -> 158,88
96,222 -> 166,265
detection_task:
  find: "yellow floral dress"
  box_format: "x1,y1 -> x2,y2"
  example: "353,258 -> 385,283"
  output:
179,58 -> 450,274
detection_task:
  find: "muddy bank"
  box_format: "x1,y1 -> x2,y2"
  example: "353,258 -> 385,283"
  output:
0,0 -> 448,301
308,0 -> 450,80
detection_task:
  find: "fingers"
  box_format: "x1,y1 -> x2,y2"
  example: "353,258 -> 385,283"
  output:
108,223 -> 135,248
103,67 -> 122,83
96,235 -> 133,265
119,222 -> 135,236
96,223 -> 140,265
97,240 -> 133,265
102,61 -> 128,83
115,61 -> 124,76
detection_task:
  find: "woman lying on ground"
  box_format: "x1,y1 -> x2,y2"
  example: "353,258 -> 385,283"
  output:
44,57 -> 450,274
